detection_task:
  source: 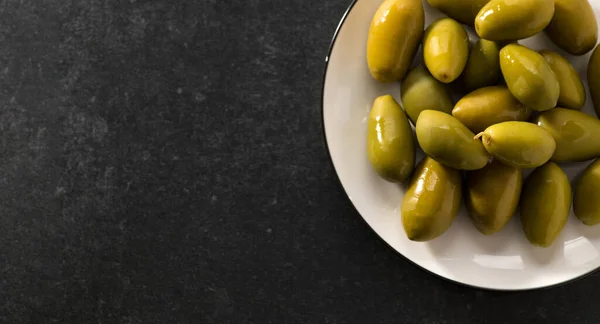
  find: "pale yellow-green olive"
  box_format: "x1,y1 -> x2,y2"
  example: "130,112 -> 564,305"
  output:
416,110 -> 489,170
401,157 -> 462,241
423,18 -> 469,83
573,159 -> 600,226
366,0 -> 424,82
545,0 -> 598,55
539,50 -> 586,110
475,0 -> 554,41
499,44 -> 559,112
466,160 -> 522,235
367,95 -> 415,182
452,86 -> 531,133
520,162 -> 571,248
426,0 -> 490,25
460,39 -> 502,91
587,45 -> 600,116
534,108 -> 600,162
477,121 -> 555,169
401,66 -> 453,124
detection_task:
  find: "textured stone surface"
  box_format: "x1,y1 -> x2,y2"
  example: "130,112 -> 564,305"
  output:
0,0 -> 599,323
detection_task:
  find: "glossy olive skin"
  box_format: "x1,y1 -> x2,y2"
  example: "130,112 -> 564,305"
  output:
426,0 -> 489,25
401,157 -> 462,241
539,50 -> 586,110
416,110 -> 489,170
588,45 -> 600,116
520,162 -> 571,248
534,108 -> 600,162
460,39 -> 502,91
500,44 -> 560,112
452,86 -> 531,133
574,159 -> 600,225
367,95 -> 415,182
475,0 -> 554,41
366,0 -> 424,82
466,160 -> 522,235
478,121 -> 556,169
545,0 -> 598,55
423,18 -> 469,83
401,66 -> 453,124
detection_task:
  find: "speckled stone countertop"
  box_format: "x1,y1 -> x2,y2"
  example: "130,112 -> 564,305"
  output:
0,0 -> 599,323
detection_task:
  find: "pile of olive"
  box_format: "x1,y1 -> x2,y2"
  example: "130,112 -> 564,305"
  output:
365,0 -> 600,247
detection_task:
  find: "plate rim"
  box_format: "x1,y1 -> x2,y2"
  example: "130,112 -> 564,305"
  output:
320,0 -> 600,291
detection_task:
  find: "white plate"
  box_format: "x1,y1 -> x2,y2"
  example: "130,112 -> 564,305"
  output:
322,0 -> 600,290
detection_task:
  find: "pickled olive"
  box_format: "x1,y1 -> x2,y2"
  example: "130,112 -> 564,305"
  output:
476,121 -> 555,169
520,162 -> 571,248
366,0 -> 425,82
545,0 -> 598,55
475,0 -> 554,41
416,110 -> 489,170
367,95 -> 415,182
499,44 -> 559,112
423,18 -> 469,83
402,157 -> 462,241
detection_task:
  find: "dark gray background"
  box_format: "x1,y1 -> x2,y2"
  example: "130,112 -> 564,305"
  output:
0,0 -> 598,323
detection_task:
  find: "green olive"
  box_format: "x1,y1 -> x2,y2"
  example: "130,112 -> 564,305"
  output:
401,157 -> 462,241
545,0 -> 598,55
520,162 -> 571,248
416,110 -> 490,170
423,18 -> 469,83
366,0 -> 424,82
466,160 -> 522,235
459,39 -> 502,91
426,0 -> 490,25
534,108 -> 600,162
367,95 -> 415,182
574,159 -> 600,226
475,0 -> 554,41
499,44 -> 560,112
588,45 -> 600,116
477,121 -> 556,169
539,50 -> 586,110
400,66 -> 454,124
452,86 -> 531,133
